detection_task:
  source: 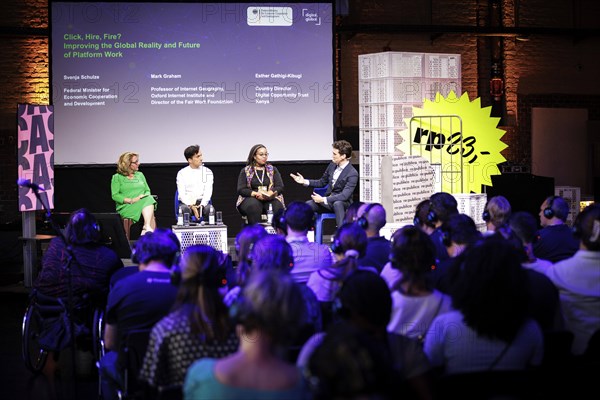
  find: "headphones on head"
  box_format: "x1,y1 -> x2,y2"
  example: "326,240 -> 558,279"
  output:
413,215 -> 422,226
426,208 -> 438,223
357,203 -> 379,230
426,199 -> 440,223
278,208 -> 286,228
331,237 -> 343,254
543,196 -> 557,219
131,231 -> 180,266
441,228 -> 452,247
482,209 -> 491,222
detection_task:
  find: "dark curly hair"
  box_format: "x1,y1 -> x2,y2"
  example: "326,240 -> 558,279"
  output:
451,236 -> 529,342
390,226 -> 436,290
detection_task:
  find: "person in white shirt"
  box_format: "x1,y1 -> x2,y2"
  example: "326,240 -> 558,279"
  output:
524,204 -> 600,355
176,145 -> 214,221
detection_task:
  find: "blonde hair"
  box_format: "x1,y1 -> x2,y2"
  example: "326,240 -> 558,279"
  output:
116,151 -> 138,175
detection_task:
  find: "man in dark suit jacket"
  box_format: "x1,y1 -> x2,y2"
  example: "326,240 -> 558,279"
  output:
290,140 -> 358,227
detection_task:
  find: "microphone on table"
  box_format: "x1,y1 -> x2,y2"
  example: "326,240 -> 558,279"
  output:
17,178 -> 46,192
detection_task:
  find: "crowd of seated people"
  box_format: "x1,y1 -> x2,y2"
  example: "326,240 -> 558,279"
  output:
36,185 -> 598,399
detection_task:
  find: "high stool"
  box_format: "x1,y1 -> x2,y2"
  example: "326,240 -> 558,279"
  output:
314,213 -> 336,244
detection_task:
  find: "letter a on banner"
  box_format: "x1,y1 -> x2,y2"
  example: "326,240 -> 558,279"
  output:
17,104 -> 54,211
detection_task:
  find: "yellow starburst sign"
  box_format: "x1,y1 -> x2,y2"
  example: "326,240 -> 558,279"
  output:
397,91 -> 507,194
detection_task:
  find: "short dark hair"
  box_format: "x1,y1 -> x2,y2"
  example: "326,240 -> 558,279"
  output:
132,228 -> 180,266
338,270 -> 392,328
509,211 -> 539,244
414,199 -> 436,229
66,208 -> 100,245
285,201 -> 314,231
440,214 -> 481,246
429,192 -> 459,223
451,236 -> 529,342
333,140 -> 352,159
184,144 -> 200,161
251,235 -> 294,272
390,226 -> 436,278
245,144 -> 267,166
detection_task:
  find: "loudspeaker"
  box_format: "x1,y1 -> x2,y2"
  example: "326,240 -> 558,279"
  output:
486,174 -> 554,218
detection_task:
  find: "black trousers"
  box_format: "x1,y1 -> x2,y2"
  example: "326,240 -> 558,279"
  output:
237,197 -> 284,225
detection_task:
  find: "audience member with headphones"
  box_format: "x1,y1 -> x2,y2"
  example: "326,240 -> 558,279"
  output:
426,192 -> 460,263
184,270 -> 310,399
526,203 -> 600,355
534,195 -> 579,263
386,226 -> 453,342
139,244 -> 238,393
99,229 -> 180,400
283,201 -> 334,284
431,213 -> 482,294
307,223 -> 378,304
482,195 -> 512,235
34,208 -> 124,299
222,224 -> 268,307
413,199 -> 437,235
356,202 -> 391,273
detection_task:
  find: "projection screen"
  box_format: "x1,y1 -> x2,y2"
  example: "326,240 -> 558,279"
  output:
51,1 -> 334,164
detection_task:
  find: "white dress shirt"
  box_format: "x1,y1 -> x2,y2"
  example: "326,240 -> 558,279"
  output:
176,165 -> 214,207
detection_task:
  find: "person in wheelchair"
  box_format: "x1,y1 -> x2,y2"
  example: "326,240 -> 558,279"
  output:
24,209 -> 122,373
34,208 -> 124,300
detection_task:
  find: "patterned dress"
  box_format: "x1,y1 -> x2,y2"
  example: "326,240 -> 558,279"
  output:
139,309 -> 239,388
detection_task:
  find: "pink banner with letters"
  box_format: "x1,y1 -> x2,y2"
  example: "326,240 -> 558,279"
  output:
17,104 -> 54,211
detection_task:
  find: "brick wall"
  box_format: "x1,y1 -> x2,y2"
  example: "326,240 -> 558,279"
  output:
0,0 -> 49,222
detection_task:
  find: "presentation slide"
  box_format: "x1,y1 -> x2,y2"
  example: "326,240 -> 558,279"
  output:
51,2 -> 334,164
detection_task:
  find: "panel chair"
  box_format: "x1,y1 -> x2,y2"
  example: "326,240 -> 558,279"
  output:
174,190 -> 206,224
313,186 -> 336,244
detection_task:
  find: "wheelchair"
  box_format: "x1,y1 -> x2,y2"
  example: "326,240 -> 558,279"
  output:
21,289 -> 105,373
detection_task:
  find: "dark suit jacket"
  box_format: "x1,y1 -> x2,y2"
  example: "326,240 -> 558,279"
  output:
308,162 -> 358,205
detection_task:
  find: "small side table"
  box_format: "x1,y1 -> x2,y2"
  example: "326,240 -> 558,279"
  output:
19,234 -> 55,288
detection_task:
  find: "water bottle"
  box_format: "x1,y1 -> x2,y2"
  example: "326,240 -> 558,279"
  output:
267,203 -> 273,224
177,205 -> 183,226
208,205 -> 215,225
